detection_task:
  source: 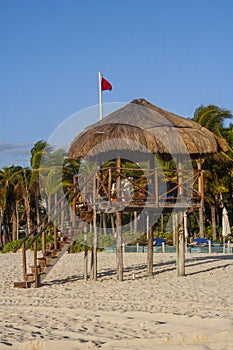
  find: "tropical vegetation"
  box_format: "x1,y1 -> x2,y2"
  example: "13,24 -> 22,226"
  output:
0,103 -> 233,251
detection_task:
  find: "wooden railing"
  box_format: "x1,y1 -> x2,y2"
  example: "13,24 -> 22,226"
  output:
74,168 -> 204,209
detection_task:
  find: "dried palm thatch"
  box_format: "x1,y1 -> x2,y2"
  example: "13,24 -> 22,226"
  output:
68,98 -> 228,161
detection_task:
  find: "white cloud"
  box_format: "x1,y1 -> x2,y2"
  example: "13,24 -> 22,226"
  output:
0,142 -> 34,168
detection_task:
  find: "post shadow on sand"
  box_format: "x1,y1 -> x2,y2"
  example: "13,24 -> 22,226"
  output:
40,253 -> 233,286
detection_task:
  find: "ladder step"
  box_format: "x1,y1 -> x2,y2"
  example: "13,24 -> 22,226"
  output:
31,266 -> 41,274
45,249 -> 57,257
37,257 -> 47,267
24,273 -> 35,282
14,281 -> 32,288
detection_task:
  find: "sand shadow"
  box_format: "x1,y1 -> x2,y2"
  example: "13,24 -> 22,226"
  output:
41,254 -> 233,286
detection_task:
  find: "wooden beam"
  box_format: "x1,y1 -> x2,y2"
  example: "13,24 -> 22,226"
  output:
177,158 -> 185,277
22,241 -> 27,279
84,224 -> 88,282
41,223 -> 46,257
116,211 -> 123,281
197,160 -> 204,238
177,210 -> 185,276
147,155 -> 155,276
91,175 -> 98,281
33,238 -> 39,288
147,223 -> 153,276
116,157 -> 123,281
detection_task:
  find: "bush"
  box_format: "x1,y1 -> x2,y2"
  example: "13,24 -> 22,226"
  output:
25,232 -> 54,251
68,241 -> 86,253
154,231 -> 173,245
2,240 -> 22,253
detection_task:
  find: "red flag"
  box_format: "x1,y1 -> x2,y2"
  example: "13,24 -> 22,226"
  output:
102,77 -> 112,91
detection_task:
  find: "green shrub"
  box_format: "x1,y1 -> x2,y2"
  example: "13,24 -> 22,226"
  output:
154,231 -> 173,245
25,232 -> 54,251
2,240 -> 22,253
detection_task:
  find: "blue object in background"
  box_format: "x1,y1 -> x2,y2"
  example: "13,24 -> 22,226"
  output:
193,237 -> 209,245
153,237 -> 166,246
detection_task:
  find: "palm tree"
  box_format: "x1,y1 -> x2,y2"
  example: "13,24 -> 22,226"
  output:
0,165 -> 22,244
16,167 -> 34,237
30,141 -> 48,226
194,105 -> 232,135
193,105 -> 233,238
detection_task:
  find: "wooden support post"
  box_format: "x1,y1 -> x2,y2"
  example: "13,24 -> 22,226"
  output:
53,192 -> 58,251
197,161 -> 204,238
91,174 -> 97,281
42,226 -> 46,257
155,169 -> 159,207
177,210 -> 185,276
84,224 -> 88,282
116,157 -> 123,281
133,211 -> 137,233
53,223 -> 57,251
72,175 -> 77,240
149,155 -> 155,206
90,210 -> 98,281
22,241 -> 27,280
172,212 -> 177,246
116,211 -> 123,281
147,222 -> 153,276
148,156 -> 155,276
146,212 -> 149,238
176,158 -> 185,277
60,199 -> 65,230
33,238 -> 39,288
108,168 -> 112,202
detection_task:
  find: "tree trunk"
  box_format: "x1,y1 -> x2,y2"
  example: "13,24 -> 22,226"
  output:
16,205 -> 19,240
12,207 -> 17,241
35,194 -> 40,227
211,204 -> 217,241
199,207 -> 205,238
111,214 -> 115,236
24,195 -> 32,236
0,210 -> 3,246
60,199 -> 65,229
102,213 -> 107,235
160,213 -> 164,232
133,211 -> 137,233
48,193 -> 51,224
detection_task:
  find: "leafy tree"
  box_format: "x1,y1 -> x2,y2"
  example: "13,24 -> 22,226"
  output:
194,105 -> 233,238
0,166 -> 23,244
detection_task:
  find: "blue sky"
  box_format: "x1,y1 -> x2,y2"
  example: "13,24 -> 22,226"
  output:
0,0 -> 233,167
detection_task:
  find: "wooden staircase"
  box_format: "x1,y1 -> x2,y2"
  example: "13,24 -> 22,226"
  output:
13,175 -> 94,289
14,231 -> 78,288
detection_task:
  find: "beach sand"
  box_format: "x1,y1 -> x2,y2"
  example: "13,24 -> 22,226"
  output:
0,250 -> 233,349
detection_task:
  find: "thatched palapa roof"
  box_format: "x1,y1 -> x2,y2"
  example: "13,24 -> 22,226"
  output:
68,98 -> 228,161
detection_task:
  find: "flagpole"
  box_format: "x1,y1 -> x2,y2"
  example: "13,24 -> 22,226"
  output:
98,72 -> 103,120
